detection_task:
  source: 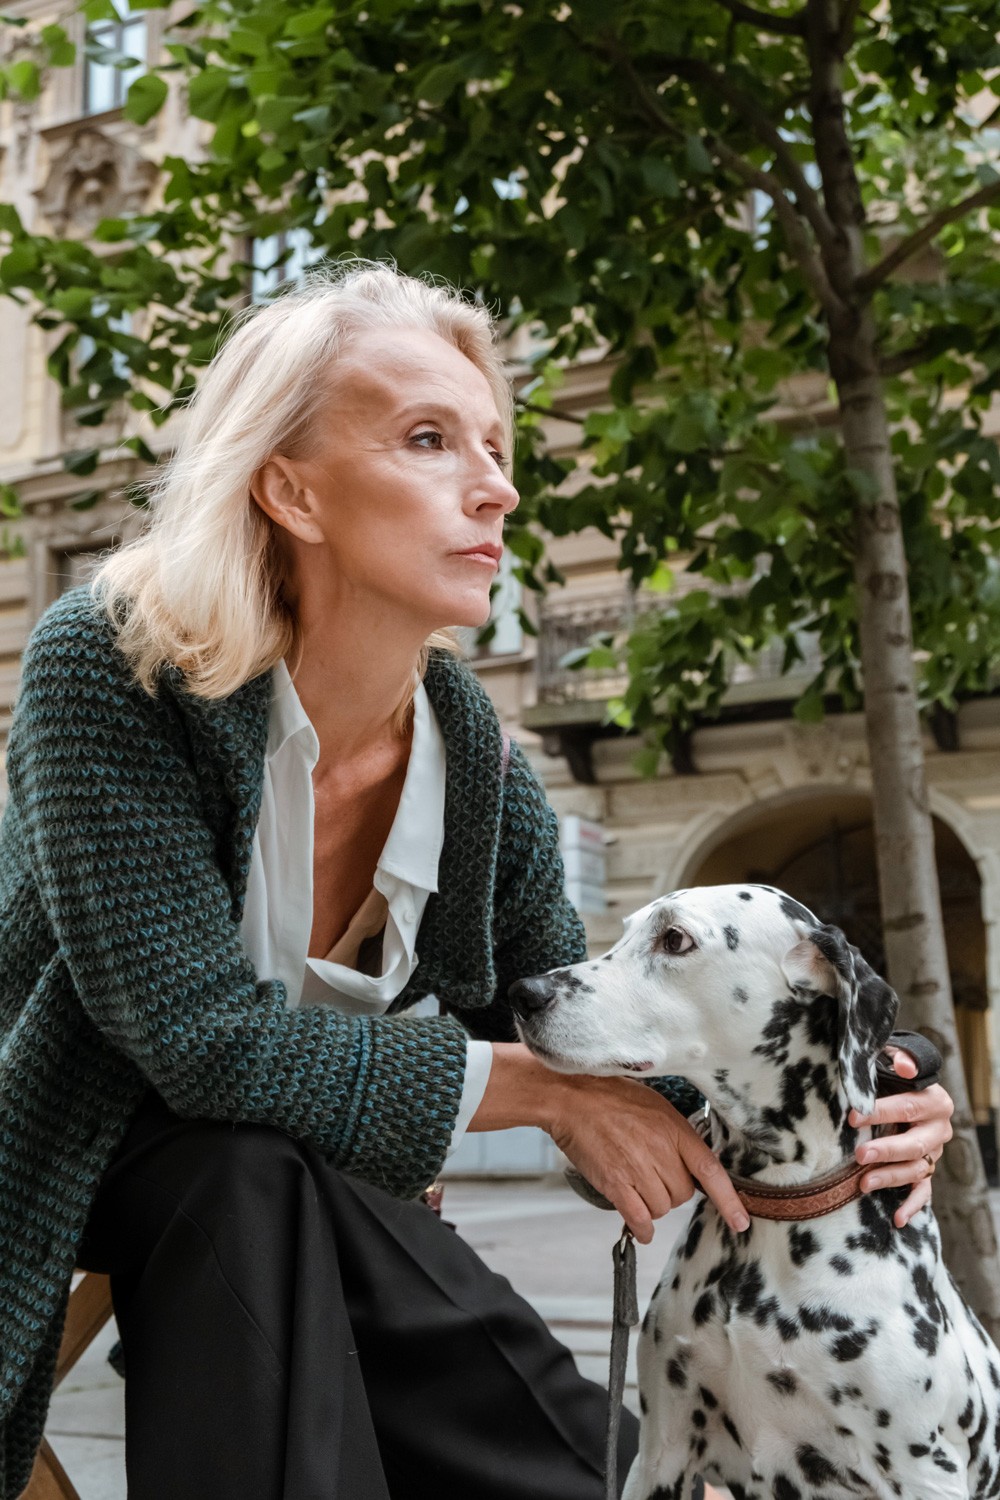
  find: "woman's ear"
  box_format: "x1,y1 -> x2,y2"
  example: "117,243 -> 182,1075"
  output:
251,455 -> 325,545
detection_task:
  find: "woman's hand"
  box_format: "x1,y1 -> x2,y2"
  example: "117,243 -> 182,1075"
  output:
850,1046 -> 955,1228
470,1043 -> 749,1244
546,1073 -> 750,1244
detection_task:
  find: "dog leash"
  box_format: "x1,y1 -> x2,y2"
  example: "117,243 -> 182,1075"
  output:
607,1224 -> 639,1500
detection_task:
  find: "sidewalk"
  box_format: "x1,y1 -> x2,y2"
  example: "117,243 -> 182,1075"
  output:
43,1177 -> 1000,1498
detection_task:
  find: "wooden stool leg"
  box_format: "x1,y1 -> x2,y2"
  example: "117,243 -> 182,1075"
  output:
23,1438 -> 80,1500
21,1274 -> 115,1500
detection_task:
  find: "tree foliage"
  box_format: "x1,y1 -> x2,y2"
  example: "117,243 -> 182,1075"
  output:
1,0 -> 999,757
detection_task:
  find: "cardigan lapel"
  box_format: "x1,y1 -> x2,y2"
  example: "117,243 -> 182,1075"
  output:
166,669 -> 271,919
396,651 -> 506,1012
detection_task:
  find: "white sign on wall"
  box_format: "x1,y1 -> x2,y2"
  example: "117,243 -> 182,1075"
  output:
560,814 -> 608,914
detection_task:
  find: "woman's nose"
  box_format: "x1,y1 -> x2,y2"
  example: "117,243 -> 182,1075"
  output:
467,455 -> 519,515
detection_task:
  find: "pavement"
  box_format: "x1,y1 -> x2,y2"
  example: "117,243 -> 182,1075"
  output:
43,1176 -> 1000,1499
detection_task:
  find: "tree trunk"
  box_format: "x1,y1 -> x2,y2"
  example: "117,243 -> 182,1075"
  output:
806,0 -> 1000,1338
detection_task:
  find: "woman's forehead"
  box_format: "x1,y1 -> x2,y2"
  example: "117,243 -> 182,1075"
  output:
331,326 -> 497,418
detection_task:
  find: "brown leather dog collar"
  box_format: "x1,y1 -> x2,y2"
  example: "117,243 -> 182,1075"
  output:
729,1159 -> 867,1222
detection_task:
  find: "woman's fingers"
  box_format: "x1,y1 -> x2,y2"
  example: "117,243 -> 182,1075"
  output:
677,1129 -> 750,1233
850,1081 -> 954,1137
550,1078 -> 748,1238
892,1176 -> 934,1228
852,1079 -> 952,1216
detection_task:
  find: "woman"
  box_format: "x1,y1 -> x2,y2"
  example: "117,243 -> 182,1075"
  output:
0,262 -> 952,1500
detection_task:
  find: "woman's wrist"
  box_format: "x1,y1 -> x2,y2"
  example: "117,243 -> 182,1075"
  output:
467,1041 -> 580,1134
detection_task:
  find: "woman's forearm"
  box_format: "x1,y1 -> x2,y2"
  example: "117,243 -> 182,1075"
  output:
467,1041 -> 575,1133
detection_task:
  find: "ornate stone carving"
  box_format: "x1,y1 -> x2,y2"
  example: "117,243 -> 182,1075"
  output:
36,127 -> 157,236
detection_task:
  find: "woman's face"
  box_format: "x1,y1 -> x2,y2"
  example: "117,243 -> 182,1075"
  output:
266,325 -> 519,635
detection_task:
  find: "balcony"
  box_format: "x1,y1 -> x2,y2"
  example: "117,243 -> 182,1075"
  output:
523,581 -> 822,778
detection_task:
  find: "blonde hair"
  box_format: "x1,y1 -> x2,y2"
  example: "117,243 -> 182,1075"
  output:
94,260 -> 515,699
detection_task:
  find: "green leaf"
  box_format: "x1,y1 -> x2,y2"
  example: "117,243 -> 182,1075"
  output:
632,746 -> 662,778
82,0 -> 121,20
63,449 -> 102,477
418,62 -> 467,105
187,66 -> 232,119
685,134 -> 713,175
7,59 -> 41,100
124,71 -> 167,123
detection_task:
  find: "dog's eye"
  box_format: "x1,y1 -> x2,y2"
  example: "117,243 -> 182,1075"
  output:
661,926 -> 696,956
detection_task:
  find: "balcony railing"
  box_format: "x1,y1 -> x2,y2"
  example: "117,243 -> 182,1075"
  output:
535,584 -> 822,707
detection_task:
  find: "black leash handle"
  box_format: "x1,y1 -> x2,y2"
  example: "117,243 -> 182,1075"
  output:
607,1225 -> 638,1500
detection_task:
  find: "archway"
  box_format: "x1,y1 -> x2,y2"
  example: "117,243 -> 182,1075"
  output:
686,791 -> 996,1182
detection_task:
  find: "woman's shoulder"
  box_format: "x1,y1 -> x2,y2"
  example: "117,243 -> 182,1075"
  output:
17,585 -> 155,727
23,585 -> 124,675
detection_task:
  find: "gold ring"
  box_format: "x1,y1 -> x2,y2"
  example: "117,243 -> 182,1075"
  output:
923,1152 -> 936,1176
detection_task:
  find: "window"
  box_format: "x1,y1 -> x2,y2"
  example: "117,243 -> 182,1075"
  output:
83,16 -> 147,115
250,229 -> 323,302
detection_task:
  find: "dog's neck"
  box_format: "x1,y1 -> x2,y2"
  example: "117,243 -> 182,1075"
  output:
696,987 -> 870,1182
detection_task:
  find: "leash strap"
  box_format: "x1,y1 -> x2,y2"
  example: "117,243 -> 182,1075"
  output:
876,1029 -> 942,1094
606,1226 -> 638,1500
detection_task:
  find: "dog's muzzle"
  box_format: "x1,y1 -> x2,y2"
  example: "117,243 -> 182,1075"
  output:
508,976 -> 558,1019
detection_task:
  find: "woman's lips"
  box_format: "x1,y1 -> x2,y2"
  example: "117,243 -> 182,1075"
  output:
455,549 -> 501,567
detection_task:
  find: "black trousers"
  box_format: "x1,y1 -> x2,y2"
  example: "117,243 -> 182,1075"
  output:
78,1093 -> 640,1499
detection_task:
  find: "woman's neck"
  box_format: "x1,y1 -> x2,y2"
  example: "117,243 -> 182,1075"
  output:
286,591 -> 426,764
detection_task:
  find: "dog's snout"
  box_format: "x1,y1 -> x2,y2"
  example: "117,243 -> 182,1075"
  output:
509,976 -> 559,1018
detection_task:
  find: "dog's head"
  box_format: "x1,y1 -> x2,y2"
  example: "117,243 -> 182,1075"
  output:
510,884 -> 898,1125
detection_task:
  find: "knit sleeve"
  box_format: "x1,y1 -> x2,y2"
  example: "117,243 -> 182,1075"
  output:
6,597 -> 468,1199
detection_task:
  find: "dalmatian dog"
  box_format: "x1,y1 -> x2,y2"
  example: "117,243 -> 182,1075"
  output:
509,884 -> 1000,1500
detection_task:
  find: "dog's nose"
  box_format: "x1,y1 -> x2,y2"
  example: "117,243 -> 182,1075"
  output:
508,976 -> 559,1017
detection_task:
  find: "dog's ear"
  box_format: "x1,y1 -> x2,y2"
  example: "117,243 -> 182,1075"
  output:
781,923 -> 898,1116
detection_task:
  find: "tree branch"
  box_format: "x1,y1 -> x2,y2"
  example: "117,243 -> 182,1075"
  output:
658,56 -> 836,254
712,0 -> 806,35
602,44 -> 846,320
858,179 -> 1000,294
710,136 -> 846,317
518,400 -> 587,425
877,330 -> 962,377
836,0 -> 865,54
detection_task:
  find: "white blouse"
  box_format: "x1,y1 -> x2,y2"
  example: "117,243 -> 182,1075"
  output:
240,661 -> 493,1154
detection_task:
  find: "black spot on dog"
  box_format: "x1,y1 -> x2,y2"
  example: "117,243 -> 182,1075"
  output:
722,1413 -> 743,1448
738,890 -> 753,901
832,1322 -> 877,1361
876,1408 -> 891,1428
666,1356 -> 688,1388
692,1408 -> 706,1429
799,1303 -> 854,1334
773,1478 -> 802,1500
789,1227 -> 818,1266
796,1445 -> 841,1485
733,985 -> 749,1004
724,924 -> 740,951
767,1370 -> 798,1396
780,895 -> 815,926
693,1291 -> 715,1326
829,1255 -> 853,1276
698,1385 -> 718,1409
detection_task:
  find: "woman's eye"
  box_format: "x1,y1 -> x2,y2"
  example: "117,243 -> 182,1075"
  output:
662,927 -> 696,956
491,450 -> 510,470
411,430 -> 443,449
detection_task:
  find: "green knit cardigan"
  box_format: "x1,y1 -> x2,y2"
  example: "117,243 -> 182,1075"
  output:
0,587 -> 701,1498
